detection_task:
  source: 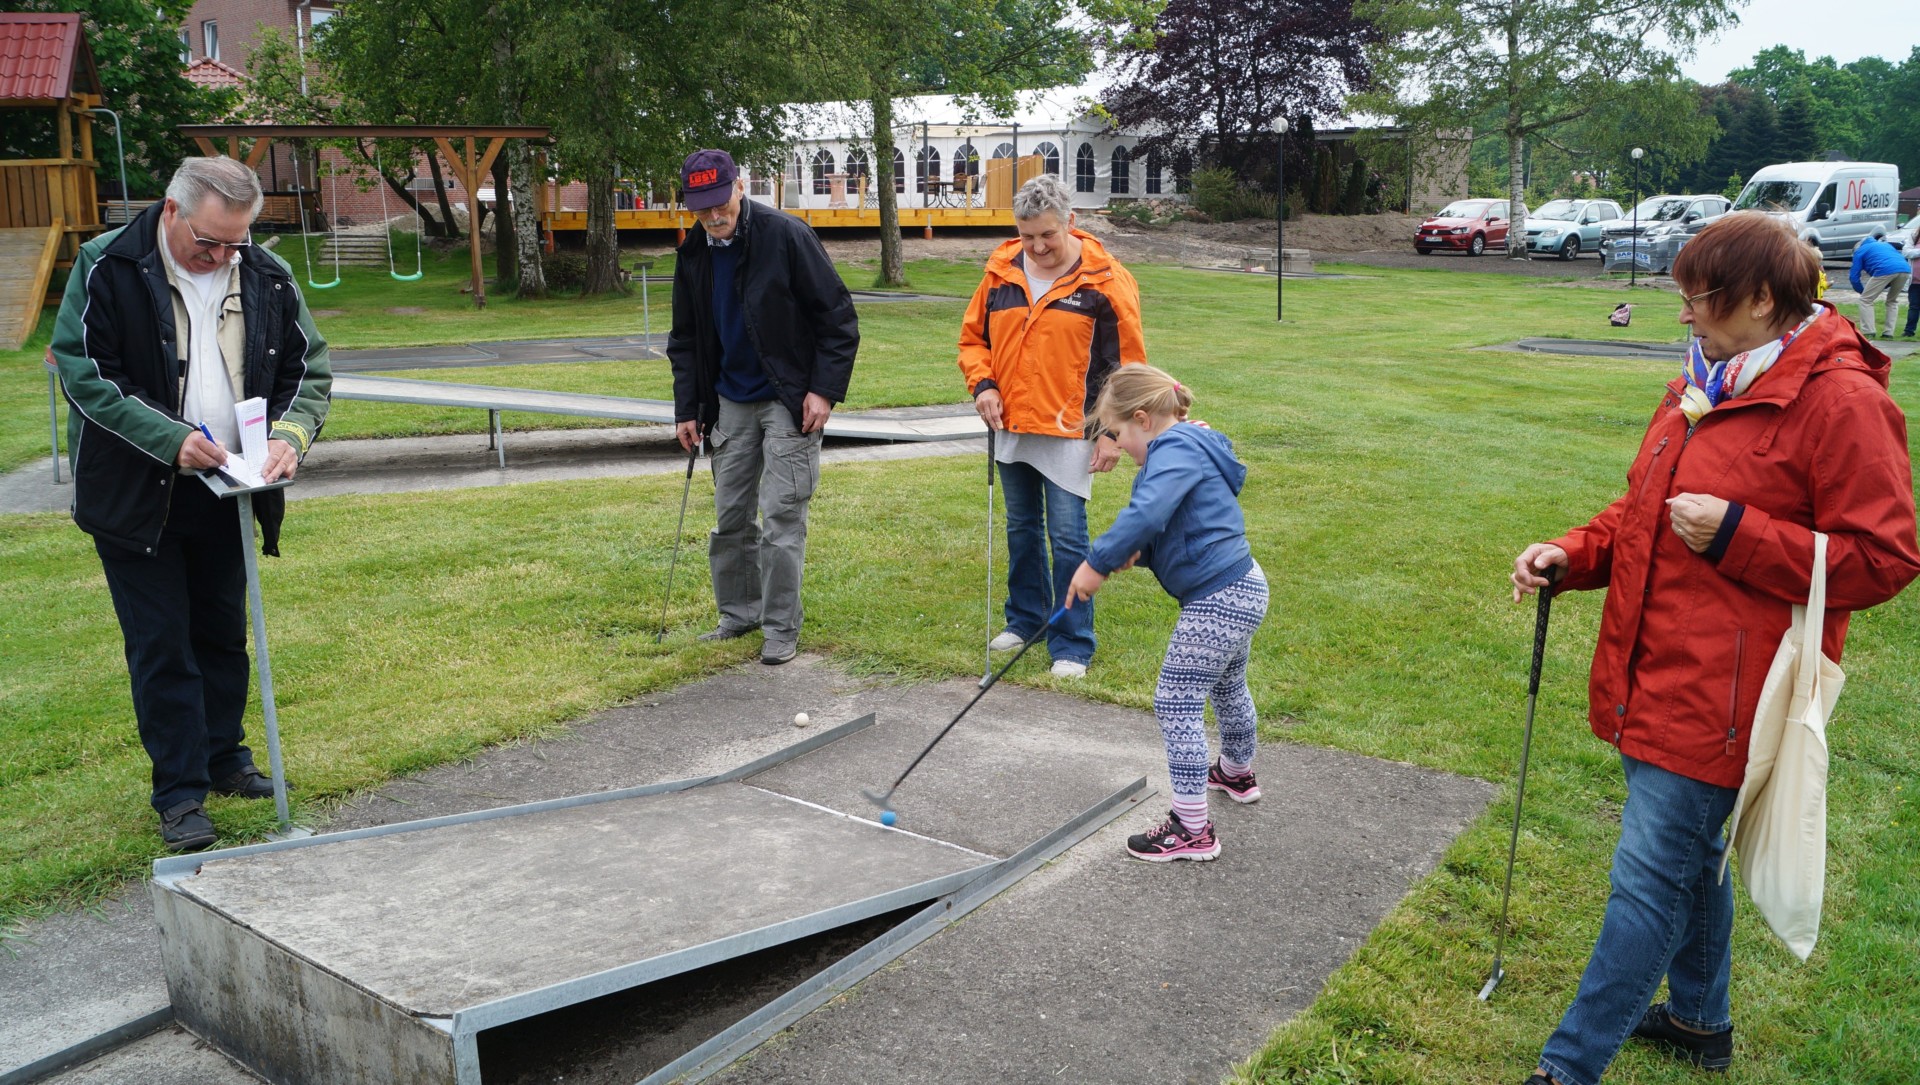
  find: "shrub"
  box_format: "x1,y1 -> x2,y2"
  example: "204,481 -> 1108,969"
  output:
1191,167 -> 1281,222
541,252 -> 592,292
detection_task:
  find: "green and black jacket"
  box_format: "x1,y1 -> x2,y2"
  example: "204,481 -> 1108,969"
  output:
51,201 -> 331,556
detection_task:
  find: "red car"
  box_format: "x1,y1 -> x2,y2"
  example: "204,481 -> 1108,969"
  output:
1415,199 -> 1525,256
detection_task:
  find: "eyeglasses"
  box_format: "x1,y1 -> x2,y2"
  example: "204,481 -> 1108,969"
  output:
180,215 -> 252,253
1678,286 -> 1723,311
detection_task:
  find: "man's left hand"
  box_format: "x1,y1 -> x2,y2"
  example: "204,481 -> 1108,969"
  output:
1666,492 -> 1729,554
262,438 -> 300,482
1090,434 -> 1121,473
801,392 -> 833,434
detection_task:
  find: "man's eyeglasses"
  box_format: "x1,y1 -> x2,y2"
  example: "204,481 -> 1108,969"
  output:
180,216 -> 252,253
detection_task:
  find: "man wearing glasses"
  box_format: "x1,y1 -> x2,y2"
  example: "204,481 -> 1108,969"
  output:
50,156 -> 332,851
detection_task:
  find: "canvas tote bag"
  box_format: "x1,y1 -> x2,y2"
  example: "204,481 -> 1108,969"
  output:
1719,532 -> 1843,961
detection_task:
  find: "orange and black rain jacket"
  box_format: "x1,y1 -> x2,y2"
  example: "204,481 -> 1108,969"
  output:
957,232 -> 1145,438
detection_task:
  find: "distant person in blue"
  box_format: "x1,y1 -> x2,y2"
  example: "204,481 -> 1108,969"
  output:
666,150 -> 860,665
1065,365 -> 1267,863
1849,227 -> 1910,339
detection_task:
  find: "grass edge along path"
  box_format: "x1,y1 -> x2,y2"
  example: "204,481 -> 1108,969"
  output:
2,264 -> 1915,1084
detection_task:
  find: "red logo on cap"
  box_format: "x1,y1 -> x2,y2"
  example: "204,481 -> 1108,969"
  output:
689,168 -> 719,187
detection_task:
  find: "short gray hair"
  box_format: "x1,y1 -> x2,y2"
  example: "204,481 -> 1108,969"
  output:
1013,174 -> 1074,224
166,156 -> 264,218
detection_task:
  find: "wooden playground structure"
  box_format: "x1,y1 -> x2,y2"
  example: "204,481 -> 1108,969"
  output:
0,12 -> 104,350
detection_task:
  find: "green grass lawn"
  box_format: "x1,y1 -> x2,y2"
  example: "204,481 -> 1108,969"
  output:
2,258 -> 1914,1083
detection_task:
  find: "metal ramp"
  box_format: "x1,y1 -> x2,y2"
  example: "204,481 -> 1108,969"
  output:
0,222 -> 61,350
151,714 -> 1146,1085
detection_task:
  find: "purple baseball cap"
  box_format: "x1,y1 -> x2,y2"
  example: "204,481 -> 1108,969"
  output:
681,149 -> 738,211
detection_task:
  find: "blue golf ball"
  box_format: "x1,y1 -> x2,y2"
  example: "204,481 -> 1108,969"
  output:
880,810 -> 897,827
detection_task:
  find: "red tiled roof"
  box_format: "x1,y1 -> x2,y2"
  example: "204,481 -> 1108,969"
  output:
185,57 -> 247,90
0,12 -> 98,105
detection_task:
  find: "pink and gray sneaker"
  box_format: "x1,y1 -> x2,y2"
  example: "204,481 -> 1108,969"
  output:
1125,810 -> 1221,862
1206,759 -> 1261,804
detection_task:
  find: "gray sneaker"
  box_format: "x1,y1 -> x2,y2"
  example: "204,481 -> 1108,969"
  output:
761,640 -> 798,665
697,623 -> 759,642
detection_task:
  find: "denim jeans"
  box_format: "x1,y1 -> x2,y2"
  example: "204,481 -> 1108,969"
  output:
707,396 -> 822,646
996,459 -> 1095,665
1539,754 -> 1740,1085
95,479 -> 253,813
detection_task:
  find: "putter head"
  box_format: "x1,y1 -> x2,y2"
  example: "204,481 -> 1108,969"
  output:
1477,966 -> 1504,1002
860,787 -> 895,812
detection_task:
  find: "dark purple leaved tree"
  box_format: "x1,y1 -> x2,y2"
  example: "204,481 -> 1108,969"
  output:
1100,0 -> 1378,180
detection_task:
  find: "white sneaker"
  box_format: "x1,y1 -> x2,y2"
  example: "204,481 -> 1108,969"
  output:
1050,660 -> 1087,679
988,631 -> 1025,651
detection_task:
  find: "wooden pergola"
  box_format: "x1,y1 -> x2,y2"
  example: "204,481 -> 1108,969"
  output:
178,124 -> 550,308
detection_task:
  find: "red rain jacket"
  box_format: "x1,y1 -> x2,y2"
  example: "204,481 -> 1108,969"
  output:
1551,305 -> 1920,788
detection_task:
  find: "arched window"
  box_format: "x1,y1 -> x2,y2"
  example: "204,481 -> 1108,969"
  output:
844,149 -> 869,179
1075,143 -> 1095,193
811,149 -> 835,195
1110,146 -> 1131,194
1144,147 -> 1163,195
990,142 -> 1014,161
1173,146 -> 1194,194
1034,141 -> 1060,176
917,145 -> 940,192
892,147 -> 906,193
791,153 -> 805,186
952,143 -> 980,181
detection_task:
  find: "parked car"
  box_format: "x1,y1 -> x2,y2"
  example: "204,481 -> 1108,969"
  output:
1597,194 -> 1731,272
1729,161 -> 1901,258
1523,198 -> 1625,259
1415,199 -> 1526,256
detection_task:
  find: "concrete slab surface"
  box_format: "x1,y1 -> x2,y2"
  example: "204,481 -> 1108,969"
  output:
45,1024 -> 262,1085
0,895 -> 170,1080
165,782 -> 989,1016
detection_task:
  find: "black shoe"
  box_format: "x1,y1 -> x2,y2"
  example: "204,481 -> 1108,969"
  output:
210,764 -> 283,799
159,800 -> 216,852
1632,1002 -> 1733,1071
697,623 -> 759,642
761,641 -> 798,665
1522,1075 -> 1553,1085
1124,810 -> 1220,861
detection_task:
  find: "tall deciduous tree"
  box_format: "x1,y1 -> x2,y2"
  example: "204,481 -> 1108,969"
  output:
1359,0 -> 1737,259
0,0 -> 235,195
1101,0 -> 1378,181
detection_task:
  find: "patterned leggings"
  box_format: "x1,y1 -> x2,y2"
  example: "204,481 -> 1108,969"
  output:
1155,564 -> 1269,809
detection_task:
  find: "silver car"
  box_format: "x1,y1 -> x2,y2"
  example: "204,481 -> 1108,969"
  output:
1599,195 -> 1731,273
1524,198 -> 1624,260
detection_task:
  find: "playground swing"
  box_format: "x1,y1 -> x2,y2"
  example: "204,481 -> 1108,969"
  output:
375,146 -> 425,282
289,149 -> 341,290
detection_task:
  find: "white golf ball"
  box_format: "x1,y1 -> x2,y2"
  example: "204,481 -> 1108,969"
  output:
793,712 -> 811,727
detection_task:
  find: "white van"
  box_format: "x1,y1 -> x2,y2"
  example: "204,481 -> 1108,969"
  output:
1729,161 -> 1900,257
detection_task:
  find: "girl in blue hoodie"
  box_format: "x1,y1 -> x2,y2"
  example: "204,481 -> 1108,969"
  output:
1066,366 -> 1267,861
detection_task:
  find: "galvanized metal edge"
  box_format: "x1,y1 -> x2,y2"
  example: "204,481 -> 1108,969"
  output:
0,1006 -> 174,1085
448,860 -> 989,1036
150,714 -> 879,885
641,776 -> 1154,1085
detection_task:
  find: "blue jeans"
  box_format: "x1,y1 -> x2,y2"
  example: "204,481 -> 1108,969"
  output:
1539,754 -> 1739,1085
996,459 -> 1095,665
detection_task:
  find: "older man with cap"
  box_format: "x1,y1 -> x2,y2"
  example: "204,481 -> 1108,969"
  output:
50,156 -> 331,851
666,150 -> 859,663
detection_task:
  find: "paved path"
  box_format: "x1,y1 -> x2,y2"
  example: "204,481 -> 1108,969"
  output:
7,657 -> 1490,1084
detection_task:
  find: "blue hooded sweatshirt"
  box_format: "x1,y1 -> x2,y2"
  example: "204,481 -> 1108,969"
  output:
1850,238 -> 1908,292
1088,422 -> 1255,605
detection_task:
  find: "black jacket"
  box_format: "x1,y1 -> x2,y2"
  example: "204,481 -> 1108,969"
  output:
667,197 -> 859,431
51,201 -> 332,556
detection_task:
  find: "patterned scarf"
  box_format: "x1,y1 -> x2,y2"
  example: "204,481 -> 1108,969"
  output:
1679,309 -> 1822,427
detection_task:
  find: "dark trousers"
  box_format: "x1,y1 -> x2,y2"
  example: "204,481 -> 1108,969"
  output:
1907,281 -> 1919,337
95,478 -> 253,812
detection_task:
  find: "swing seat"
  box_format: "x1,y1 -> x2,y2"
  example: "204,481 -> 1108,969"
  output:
389,270 -> 425,282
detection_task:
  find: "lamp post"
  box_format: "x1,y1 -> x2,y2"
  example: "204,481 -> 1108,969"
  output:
1629,146 -> 1644,288
1275,116 -> 1289,321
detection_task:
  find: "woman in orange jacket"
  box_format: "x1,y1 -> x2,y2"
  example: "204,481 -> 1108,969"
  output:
958,175 -> 1146,676
1511,212 -> 1919,1085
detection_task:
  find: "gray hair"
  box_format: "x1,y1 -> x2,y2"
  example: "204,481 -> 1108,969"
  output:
1013,174 -> 1074,224
1871,225 -> 1888,239
166,156 -> 264,218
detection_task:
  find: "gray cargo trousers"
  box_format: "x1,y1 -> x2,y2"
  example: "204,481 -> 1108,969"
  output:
708,396 -> 823,650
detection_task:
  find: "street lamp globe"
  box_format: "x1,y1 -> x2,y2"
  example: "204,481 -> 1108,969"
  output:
1631,147 -> 1644,160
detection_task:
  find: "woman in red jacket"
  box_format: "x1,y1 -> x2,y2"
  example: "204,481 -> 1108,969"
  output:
1510,212 -> 1919,1085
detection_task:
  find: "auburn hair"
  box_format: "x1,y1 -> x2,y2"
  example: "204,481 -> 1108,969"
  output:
1670,211 -> 1819,328
1091,364 -> 1193,432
